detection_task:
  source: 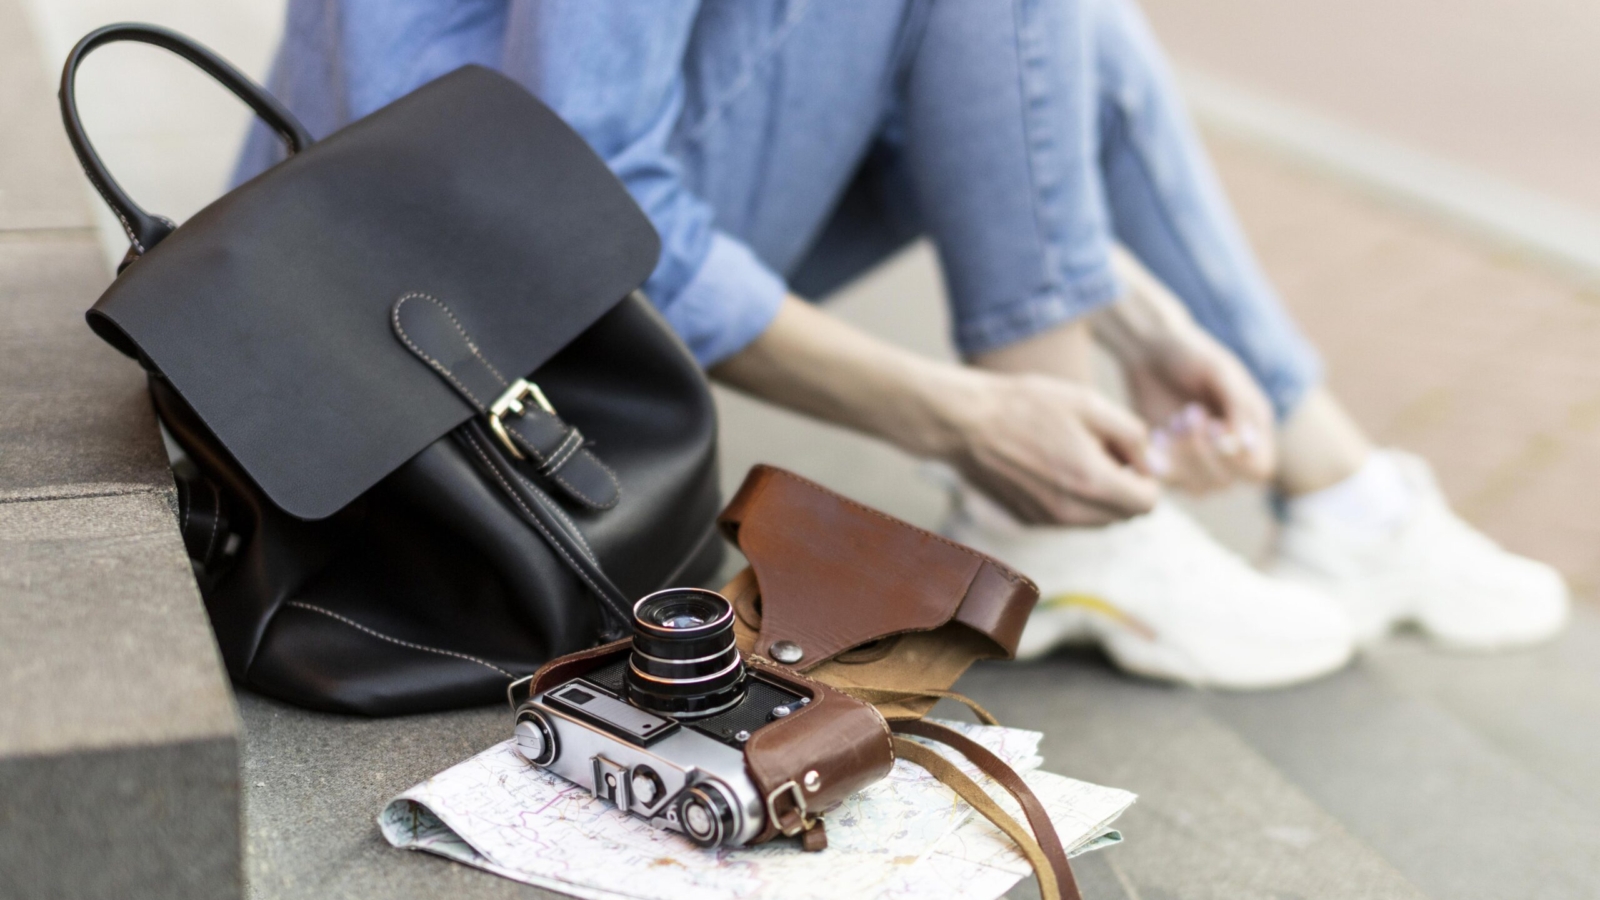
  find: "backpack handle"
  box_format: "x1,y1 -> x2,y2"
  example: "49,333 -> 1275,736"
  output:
58,23 -> 313,265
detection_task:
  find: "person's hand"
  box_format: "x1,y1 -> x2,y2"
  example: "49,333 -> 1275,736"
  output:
1124,322 -> 1276,492
709,295 -> 1157,525
1096,245 -> 1276,493
935,371 -> 1161,525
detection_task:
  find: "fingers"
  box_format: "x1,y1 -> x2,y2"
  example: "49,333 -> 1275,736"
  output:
1205,359 -> 1278,481
1079,392 -> 1153,475
948,374 -> 1160,526
1080,452 -> 1161,516
1226,418 -> 1275,481
1161,411 -> 1231,492
1072,394 -> 1160,513
1153,402 -> 1270,492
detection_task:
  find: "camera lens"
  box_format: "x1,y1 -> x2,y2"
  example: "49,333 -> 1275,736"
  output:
626,588 -> 746,718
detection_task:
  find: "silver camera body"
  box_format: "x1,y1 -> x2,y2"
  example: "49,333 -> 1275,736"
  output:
512,589 -> 808,847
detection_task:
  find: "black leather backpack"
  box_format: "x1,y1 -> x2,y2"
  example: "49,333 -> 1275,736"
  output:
60,25 -> 723,715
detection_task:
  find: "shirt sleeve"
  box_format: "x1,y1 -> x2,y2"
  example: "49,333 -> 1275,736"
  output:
501,2 -> 786,367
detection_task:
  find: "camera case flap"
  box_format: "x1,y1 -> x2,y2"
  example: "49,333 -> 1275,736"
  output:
717,466 -> 1040,719
524,637 -> 895,845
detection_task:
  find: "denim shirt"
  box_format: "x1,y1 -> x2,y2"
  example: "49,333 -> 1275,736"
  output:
237,0 -> 786,367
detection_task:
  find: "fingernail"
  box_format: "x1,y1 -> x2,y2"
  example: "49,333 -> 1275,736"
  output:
1148,442 -> 1171,476
1184,403 -> 1206,428
1238,423 -> 1260,449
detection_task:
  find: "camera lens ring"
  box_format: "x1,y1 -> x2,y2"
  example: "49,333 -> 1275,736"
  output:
627,652 -> 743,686
633,588 -> 733,636
630,643 -> 738,666
625,588 -> 747,718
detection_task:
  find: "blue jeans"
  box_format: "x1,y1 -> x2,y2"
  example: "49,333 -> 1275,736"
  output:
669,0 -> 1320,417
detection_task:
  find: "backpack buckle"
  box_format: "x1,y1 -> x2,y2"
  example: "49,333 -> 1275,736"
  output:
487,378 -> 556,460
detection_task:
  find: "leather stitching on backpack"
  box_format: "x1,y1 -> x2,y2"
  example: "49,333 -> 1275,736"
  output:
395,291 -> 622,510
505,421 -> 552,465
556,447 -> 623,509
83,167 -> 144,254
511,423 -> 621,509
541,429 -> 583,474
284,600 -> 513,678
395,291 -> 509,386
392,294 -> 488,409
519,470 -> 599,564
461,428 -> 615,605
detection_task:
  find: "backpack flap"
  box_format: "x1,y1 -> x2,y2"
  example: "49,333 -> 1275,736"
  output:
84,65 -> 660,520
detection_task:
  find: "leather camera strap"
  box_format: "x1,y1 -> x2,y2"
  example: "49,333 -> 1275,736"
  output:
891,719 -> 1081,900
834,685 -> 1001,727
891,738 -> 1067,900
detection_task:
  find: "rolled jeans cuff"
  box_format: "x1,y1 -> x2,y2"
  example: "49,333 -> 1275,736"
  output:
952,265 -> 1122,357
1253,344 -> 1322,422
660,231 -> 788,368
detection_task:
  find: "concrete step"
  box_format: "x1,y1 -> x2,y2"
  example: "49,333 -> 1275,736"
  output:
238,694 -> 559,900
962,658 -> 1428,900
0,1 -> 244,897
1363,607 -> 1600,816
0,493 -> 240,900
1203,638 -> 1600,900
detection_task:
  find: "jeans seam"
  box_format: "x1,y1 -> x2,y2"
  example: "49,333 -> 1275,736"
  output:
1113,109 -> 1247,352
1114,114 -> 1317,417
1011,0 -> 1064,297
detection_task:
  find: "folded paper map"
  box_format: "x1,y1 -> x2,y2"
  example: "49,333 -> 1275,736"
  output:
379,720 -> 1134,900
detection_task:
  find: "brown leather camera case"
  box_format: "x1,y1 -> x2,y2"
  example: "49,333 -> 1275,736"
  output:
719,465 -> 1039,719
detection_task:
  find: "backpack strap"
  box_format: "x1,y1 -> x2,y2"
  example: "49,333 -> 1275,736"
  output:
393,291 -> 620,509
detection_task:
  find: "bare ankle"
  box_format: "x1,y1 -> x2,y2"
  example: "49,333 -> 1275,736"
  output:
1275,388 -> 1373,496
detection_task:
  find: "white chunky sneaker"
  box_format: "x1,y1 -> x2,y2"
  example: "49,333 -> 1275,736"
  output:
1269,451 -> 1569,650
942,486 -> 1355,690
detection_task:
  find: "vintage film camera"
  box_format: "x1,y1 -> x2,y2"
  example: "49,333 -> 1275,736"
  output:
511,588 -> 815,847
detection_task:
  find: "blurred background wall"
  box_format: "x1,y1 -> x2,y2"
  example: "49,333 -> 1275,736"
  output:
1145,0 -> 1600,210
